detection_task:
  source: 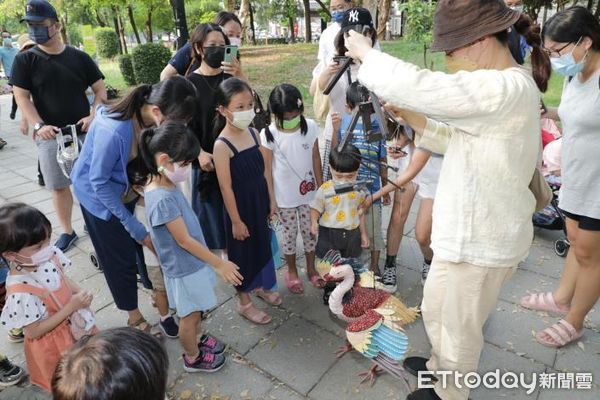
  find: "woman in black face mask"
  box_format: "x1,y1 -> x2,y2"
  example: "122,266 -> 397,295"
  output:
187,24 -> 244,255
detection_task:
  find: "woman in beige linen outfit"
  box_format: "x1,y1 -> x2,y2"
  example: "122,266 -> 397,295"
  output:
345,0 -> 551,399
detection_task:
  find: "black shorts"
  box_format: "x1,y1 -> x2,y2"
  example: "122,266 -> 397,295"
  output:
560,209 -> 600,231
316,226 -> 362,259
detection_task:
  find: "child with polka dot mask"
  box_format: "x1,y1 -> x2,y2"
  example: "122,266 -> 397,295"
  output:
0,203 -> 97,392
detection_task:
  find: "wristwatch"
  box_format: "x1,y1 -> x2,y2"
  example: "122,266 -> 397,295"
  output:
33,122 -> 45,133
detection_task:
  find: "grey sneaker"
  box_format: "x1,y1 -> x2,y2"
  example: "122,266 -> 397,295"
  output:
381,264 -> 397,293
199,334 -> 226,355
421,262 -> 431,285
183,351 -> 226,373
0,357 -> 26,387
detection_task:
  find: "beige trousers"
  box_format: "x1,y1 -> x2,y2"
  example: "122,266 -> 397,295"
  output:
422,258 -> 516,400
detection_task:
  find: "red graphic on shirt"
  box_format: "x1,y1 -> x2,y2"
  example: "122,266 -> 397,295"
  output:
299,172 -> 316,195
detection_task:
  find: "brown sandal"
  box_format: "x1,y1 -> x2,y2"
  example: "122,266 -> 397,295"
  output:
128,317 -> 164,340
236,301 -> 272,325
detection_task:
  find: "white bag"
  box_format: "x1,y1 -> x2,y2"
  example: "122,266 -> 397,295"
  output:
56,125 -> 80,178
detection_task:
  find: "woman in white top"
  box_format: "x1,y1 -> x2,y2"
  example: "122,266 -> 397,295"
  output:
520,7 -> 600,349
346,1 -> 550,399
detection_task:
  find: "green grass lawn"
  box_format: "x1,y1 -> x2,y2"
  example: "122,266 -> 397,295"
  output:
100,59 -> 126,90
100,40 -> 563,114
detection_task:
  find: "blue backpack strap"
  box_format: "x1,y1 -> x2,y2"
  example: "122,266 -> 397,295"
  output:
216,137 -> 238,155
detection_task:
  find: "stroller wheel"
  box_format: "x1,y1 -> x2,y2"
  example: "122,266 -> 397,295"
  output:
554,239 -> 570,258
89,252 -> 103,271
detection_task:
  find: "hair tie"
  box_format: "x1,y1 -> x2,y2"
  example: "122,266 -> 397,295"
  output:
297,98 -> 303,108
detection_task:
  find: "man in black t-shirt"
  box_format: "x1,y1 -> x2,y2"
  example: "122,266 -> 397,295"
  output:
11,0 -> 106,252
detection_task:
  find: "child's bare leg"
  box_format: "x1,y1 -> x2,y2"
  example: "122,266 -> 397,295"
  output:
154,290 -> 170,316
370,250 -> 381,273
180,311 -> 202,359
286,254 -> 299,279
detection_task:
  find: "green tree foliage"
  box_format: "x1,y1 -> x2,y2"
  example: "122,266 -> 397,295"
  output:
186,0 -> 222,28
118,53 -> 136,85
68,25 -> 83,46
400,0 -> 435,44
131,42 -> 171,84
95,27 -> 120,58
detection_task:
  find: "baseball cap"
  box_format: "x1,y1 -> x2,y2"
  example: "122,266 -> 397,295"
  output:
340,7 -> 374,33
21,0 -> 58,23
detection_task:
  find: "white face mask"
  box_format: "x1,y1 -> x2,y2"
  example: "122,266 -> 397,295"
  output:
230,109 -> 255,131
16,245 -> 55,266
229,37 -> 242,47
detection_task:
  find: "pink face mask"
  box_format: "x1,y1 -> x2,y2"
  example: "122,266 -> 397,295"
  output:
162,162 -> 191,184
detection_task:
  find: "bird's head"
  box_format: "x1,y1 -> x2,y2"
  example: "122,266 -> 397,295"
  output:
324,263 -> 353,282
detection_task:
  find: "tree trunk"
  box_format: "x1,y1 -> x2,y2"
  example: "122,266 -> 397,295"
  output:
95,10 -> 107,27
595,0 -> 600,17
587,0 -> 594,10
60,15 -> 69,44
302,0 -> 312,43
112,7 -> 128,54
112,12 -> 123,54
288,15 -> 295,43
362,0 -> 379,29
542,6 -> 549,24
146,8 -> 154,43
128,5 -> 142,44
226,0 -> 236,12
239,0 -> 251,43
249,3 -> 257,45
377,0 -> 392,40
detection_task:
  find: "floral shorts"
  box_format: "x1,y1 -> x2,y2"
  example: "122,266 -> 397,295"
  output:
278,205 -> 316,255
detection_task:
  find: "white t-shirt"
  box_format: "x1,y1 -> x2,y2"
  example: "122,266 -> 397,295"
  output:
557,71 -> 600,219
312,23 -> 341,79
260,119 -> 320,208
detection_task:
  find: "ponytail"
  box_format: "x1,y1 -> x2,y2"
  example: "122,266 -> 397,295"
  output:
108,84 -> 153,122
127,127 -> 159,187
108,76 -> 197,124
514,14 -> 551,92
138,127 -> 159,178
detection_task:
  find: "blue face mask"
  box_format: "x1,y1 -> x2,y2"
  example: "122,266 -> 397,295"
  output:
2,38 -> 12,47
550,40 -> 587,77
28,25 -> 51,45
331,10 -> 345,24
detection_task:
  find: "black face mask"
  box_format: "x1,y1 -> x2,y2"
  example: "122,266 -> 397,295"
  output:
203,46 -> 225,69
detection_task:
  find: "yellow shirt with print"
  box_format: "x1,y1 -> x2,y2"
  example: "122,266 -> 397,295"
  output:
310,180 -> 366,230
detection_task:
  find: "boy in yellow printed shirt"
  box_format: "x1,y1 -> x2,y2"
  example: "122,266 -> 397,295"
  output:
310,144 -> 369,259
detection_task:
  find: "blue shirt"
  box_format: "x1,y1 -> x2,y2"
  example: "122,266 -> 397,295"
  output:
71,106 -> 147,242
168,43 -> 197,75
145,187 -> 209,278
0,46 -> 18,77
337,113 -> 387,203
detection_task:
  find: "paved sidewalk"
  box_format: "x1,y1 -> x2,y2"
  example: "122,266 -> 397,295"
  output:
0,93 -> 598,400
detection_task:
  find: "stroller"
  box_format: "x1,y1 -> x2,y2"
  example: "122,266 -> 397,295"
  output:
532,179 -> 570,257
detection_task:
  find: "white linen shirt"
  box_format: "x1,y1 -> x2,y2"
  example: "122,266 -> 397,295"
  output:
358,50 -> 540,268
